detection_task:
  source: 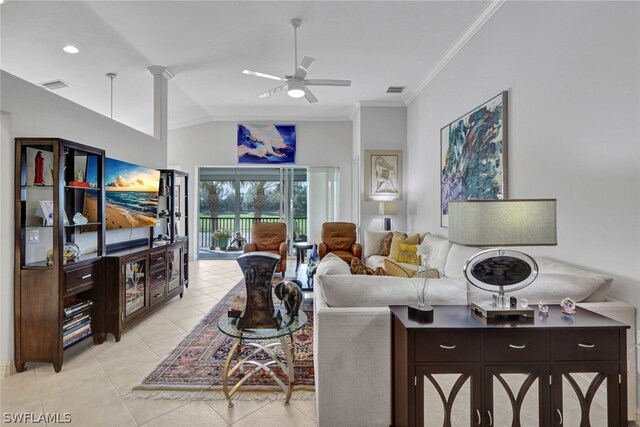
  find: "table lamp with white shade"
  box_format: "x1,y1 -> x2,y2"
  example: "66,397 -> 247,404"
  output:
448,199 -> 557,318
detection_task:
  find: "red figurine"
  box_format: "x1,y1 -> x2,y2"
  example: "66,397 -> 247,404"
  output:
34,151 -> 45,186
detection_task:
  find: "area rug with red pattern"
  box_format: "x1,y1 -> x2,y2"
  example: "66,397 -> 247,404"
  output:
128,279 -> 314,401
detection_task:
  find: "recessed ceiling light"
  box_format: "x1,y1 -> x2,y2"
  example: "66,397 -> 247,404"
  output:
63,45 -> 79,54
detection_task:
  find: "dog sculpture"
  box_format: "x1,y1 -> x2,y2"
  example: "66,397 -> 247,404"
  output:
274,280 -> 303,319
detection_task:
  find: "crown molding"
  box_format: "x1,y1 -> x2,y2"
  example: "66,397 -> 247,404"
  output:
405,0 -> 506,106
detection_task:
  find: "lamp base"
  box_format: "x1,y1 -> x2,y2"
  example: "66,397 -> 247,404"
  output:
408,304 -> 434,322
383,217 -> 391,231
470,301 -> 534,319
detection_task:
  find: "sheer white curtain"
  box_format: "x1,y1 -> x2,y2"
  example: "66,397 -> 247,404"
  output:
307,167 -> 340,243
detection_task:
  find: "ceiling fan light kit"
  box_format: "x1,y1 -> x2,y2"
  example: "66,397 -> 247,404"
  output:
243,18 -> 351,103
287,80 -> 305,98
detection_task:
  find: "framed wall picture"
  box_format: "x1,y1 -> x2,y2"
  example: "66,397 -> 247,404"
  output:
237,124 -> 296,164
440,91 -> 508,227
364,150 -> 402,200
39,200 -> 54,226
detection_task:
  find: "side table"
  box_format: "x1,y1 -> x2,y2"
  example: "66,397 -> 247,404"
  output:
293,241 -> 314,273
217,308 -> 308,406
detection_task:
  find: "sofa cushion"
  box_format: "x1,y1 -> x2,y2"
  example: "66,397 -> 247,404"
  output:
467,256 -> 613,303
390,232 -> 420,260
420,234 -> 452,275
378,232 -> 394,256
384,258 -> 416,278
317,274 -> 468,307
364,230 -> 390,258
315,253 -> 351,276
444,244 -> 484,278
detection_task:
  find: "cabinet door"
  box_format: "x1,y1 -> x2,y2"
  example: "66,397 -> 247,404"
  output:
123,256 -> 148,319
167,245 -> 182,292
551,364 -> 620,427
484,366 -> 550,427
416,365 -> 482,427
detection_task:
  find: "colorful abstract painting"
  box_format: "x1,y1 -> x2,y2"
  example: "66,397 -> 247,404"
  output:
440,92 -> 508,227
237,124 -> 296,164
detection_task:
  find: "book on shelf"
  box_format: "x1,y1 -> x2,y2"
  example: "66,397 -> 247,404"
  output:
63,319 -> 91,336
63,329 -> 92,348
63,314 -> 90,331
63,300 -> 93,317
63,324 -> 91,341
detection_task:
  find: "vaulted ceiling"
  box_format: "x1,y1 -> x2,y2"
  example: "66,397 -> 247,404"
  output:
1,1 -> 490,134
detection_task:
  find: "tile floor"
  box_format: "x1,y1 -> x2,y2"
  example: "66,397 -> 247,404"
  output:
1,259 -> 317,426
2,259 -> 638,426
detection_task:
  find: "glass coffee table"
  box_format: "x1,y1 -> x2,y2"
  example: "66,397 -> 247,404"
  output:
217,308 -> 308,406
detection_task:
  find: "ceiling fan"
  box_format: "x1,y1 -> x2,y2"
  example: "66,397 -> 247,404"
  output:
242,18 -> 351,104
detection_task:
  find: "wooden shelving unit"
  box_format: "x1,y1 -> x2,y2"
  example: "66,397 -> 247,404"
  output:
14,138 -> 107,372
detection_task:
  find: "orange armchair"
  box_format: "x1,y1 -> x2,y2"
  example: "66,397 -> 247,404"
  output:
318,222 -> 362,264
243,222 -> 287,277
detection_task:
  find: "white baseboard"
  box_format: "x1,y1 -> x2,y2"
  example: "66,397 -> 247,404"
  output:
0,359 -> 15,378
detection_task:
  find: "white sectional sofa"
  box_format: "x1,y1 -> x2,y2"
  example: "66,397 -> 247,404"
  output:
313,232 -> 637,427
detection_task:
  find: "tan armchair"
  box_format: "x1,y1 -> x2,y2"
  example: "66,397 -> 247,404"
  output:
243,222 -> 287,277
318,222 -> 362,264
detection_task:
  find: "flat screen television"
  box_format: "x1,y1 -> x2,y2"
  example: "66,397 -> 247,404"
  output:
84,157 -> 160,230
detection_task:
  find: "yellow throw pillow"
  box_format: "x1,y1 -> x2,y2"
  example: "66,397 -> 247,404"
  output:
396,243 -> 419,265
384,258 -> 417,278
389,232 -> 420,260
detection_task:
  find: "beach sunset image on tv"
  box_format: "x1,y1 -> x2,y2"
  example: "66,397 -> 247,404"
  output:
84,157 -> 160,230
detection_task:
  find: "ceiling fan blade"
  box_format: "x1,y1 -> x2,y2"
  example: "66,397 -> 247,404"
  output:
304,88 -> 319,104
294,56 -> 315,79
305,79 -> 351,87
243,69 -> 285,82
258,84 -> 287,98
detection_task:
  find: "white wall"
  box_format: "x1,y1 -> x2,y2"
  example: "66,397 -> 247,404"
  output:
406,1 -> 640,404
0,70 -> 166,367
356,106 -> 407,234
168,120 -> 352,258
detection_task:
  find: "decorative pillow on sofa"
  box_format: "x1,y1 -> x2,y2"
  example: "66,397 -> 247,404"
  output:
378,232 -> 394,256
384,259 -> 416,278
396,243 -> 419,264
390,232 -> 420,260
351,257 -> 387,276
350,257 -> 374,275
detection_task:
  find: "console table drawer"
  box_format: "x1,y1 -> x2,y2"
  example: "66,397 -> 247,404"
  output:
64,263 -> 99,295
149,284 -> 166,307
150,269 -> 166,288
553,330 -> 619,361
149,250 -> 166,270
484,330 -> 550,361
415,330 -> 481,362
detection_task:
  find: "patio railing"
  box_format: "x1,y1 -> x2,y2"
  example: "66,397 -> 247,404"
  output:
199,216 -> 308,249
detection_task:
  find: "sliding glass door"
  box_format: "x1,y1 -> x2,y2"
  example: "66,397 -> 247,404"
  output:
198,167 -> 307,259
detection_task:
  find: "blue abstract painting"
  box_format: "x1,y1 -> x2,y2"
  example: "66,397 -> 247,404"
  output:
237,124 -> 296,164
440,92 -> 507,227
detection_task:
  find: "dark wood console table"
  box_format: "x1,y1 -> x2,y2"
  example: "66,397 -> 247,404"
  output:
390,305 -> 628,426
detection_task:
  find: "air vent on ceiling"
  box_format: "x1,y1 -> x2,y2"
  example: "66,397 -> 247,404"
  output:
386,86 -> 405,94
40,79 -> 72,90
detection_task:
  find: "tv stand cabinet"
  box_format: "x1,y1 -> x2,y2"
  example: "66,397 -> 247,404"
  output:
104,240 -> 185,341
390,305 -> 628,426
